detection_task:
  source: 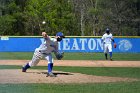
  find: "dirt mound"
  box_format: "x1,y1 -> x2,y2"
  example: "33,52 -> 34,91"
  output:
0,60 -> 139,84
0,69 -> 138,84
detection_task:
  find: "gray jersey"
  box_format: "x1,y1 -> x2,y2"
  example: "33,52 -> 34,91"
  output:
37,36 -> 58,54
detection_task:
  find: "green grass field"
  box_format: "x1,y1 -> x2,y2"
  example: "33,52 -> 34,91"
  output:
0,82 -> 140,93
0,52 -> 140,60
0,52 -> 140,93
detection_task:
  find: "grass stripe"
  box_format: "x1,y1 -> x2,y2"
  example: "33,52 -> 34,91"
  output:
0,65 -> 140,78
0,82 -> 140,93
0,52 -> 140,60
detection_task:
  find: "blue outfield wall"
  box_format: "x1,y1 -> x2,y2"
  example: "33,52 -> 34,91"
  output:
0,36 -> 140,53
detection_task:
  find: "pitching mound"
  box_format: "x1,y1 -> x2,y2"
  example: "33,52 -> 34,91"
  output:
0,69 -> 138,84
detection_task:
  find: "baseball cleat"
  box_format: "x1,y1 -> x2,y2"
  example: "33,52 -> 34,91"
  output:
22,67 -> 26,72
22,63 -> 30,72
22,66 -> 28,72
46,72 -> 56,77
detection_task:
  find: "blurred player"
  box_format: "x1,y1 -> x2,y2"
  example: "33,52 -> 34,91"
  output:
22,32 -> 65,77
101,28 -> 116,61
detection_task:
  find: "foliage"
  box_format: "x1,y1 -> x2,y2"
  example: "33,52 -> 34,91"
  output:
23,0 -> 77,35
0,0 -> 139,36
0,15 -> 16,35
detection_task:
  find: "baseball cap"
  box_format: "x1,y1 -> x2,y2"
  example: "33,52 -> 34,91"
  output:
56,32 -> 65,38
106,28 -> 110,33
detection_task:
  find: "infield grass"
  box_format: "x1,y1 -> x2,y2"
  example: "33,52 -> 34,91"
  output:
0,52 -> 140,61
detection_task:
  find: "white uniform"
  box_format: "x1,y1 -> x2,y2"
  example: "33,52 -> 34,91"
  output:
101,33 -> 113,53
28,36 -> 58,67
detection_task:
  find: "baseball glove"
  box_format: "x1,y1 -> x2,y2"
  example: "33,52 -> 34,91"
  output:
114,43 -> 117,48
55,52 -> 64,60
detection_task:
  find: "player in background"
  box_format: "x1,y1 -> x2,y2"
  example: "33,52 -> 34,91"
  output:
101,28 -> 116,61
22,32 -> 65,77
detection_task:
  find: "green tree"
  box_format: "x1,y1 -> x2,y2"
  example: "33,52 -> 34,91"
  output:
0,0 -> 26,35
0,0 -> 139,36
0,15 -> 16,35
24,0 -> 78,36
97,0 -> 139,36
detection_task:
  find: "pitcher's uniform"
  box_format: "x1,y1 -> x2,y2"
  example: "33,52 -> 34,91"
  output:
22,32 -> 65,77
28,37 -> 58,67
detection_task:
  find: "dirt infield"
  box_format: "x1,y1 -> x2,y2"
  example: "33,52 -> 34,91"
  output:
0,60 -> 140,84
0,60 -> 140,67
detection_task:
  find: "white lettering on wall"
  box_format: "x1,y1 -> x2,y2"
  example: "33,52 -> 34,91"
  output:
80,39 -> 87,50
63,38 -> 70,50
88,39 -> 96,50
59,38 -> 103,51
71,39 -> 80,50
96,39 -> 103,50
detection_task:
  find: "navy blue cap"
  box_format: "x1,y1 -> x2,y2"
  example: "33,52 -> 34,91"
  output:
106,28 -> 110,31
56,32 -> 65,38
106,28 -> 110,33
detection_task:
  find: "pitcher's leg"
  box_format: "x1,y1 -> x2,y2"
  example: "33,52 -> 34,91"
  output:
22,63 -> 30,72
22,51 -> 41,72
44,54 -> 56,77
28,55 -> 41,67
45,54 -> 53,73
48,63 -> 53,73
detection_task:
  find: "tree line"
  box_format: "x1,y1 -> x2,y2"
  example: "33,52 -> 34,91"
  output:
0,0 -> 139,36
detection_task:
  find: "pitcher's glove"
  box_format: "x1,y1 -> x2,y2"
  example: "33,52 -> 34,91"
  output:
114,43 -> 117,48
55,52 -> 64,60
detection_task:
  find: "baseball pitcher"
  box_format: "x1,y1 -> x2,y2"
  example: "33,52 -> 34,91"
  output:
101,28 -> 116,61
22,32 -> 65,77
